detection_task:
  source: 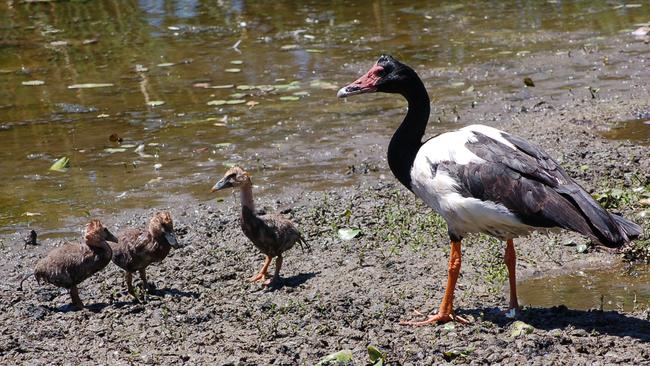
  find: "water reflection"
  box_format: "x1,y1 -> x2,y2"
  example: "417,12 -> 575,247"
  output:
0,0 -> 649,235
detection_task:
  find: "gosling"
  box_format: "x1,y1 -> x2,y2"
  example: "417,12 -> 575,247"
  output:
212,166 -> 308,286
31,220 -> 117,309
110,211 -> 181,301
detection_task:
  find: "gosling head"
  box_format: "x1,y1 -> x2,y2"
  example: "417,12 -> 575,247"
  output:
150,211 -> 180,248
211,166 -> 252,192
84,219 -> 118,247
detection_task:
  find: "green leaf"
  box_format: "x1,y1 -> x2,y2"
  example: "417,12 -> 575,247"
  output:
338,228 -> 361,240
147,100 -> 165,107
280,96 -> 300,101
225,99 -> 246,105
367,345 -> 384,363
49,156 -> 70,172
316,350 -> 353,365
511,320 -> 534,337
214,143 -> 232,148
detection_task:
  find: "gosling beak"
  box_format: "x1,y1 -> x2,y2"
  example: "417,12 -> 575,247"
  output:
164,231 -> 180,248
106,230 -> 119,243
337,63 -> 383,98
211,177 -> 233,192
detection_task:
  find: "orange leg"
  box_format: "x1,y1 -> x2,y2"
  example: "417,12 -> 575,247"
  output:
250,255 -> 272,282
401,241 -> 468,326
264,255 -> 283,286
504,238 -> 520,311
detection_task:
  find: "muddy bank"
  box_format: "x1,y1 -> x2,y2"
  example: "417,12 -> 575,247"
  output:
2,48 -> 650,366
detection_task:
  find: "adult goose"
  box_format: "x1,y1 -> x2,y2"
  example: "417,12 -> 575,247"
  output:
337,55 -> 642,326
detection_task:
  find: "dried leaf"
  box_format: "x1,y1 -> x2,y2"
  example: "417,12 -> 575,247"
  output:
109,133 -> 122,143
523,77 -> 535,87
207,100 -> 227,106
67,83 -> 114,89
21,80 -> 45,86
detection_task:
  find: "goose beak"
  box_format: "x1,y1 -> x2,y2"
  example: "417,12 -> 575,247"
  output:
106,230 -> 119,243
164,231 -> 180,248
337,63 -> 383,98
211,177 -> 232,192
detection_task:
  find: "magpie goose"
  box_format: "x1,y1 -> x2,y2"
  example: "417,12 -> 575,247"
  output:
337,55 -> 642,325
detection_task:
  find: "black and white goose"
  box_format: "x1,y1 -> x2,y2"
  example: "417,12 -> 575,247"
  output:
337,55 -> 642,326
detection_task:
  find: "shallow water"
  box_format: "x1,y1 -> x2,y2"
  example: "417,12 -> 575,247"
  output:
518,264 -> 650,312
1,1 -> 649,236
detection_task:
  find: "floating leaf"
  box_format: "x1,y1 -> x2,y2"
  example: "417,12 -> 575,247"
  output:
22,80 -> 45,86
207,100 -> 227,106
210,84 -> 235,89
147,100 -> 165,107
214,142 -> 232,148
293,91 -> 309,96
226,99 -> 246,105
230,92 -> 246,99
316,350 -> 353,365
246,101 -> 259,107
523,77 -> 535,87
49,156 -> 70,172
225,68 -> 241,73
306,49 -> 324,53
236,85 -> 253,90
310,80 -> 338,90
281,44 -> 300,51
230,60 -> 243,65
23,212 -> 42,217
280,96 -> 300,101
511,320 -> 534,337
157,62 -> 175,67
104,148 -> 127,153
338,228 -> 361,240
67,83 -> 114,89
193,82 -> 211,88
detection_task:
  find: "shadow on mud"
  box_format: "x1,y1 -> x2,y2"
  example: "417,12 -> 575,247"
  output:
267,271 -> 318,291
465,305 -> 650,341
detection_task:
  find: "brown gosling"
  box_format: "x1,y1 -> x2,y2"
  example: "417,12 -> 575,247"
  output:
31,220 -> 117,309
211,166 -> 309,286
110,211 -> 181,301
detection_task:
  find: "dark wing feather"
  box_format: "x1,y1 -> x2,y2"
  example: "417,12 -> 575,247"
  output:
452,131 -> 637,247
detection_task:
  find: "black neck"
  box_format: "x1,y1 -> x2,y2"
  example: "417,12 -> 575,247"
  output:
387,76 -> 430,190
